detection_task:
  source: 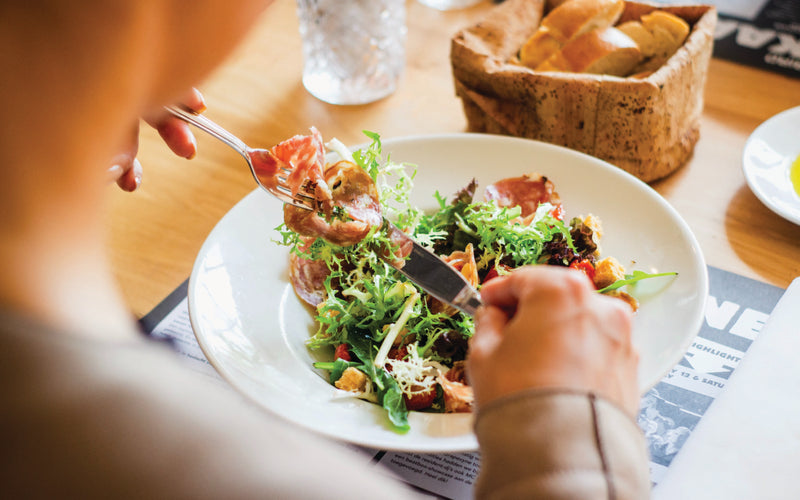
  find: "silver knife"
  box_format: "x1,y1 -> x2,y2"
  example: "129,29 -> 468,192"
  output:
383,220 -> 482,316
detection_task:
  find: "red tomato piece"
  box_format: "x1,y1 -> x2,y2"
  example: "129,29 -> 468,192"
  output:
404,386 -> 437,411
549,203 -> 565,221
482,264 -> 510,284
334,343 -> 352,362
569,259 -> 596,285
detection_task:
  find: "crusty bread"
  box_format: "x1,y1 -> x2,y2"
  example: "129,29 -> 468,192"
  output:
519,0 -> 625,68
539,0 -> 625,41
618,10 -> 690,76
616,20 -> 657,55
520,30 -> 565,69
644,10 -> 690,47
536,26 -> 642,76
450,0 -> 718,182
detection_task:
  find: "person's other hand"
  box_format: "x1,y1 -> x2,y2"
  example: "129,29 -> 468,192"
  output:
469,265 -> 640,416
107,88 -> 206,192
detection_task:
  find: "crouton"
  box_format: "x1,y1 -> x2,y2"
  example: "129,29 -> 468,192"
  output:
334,367 -> 368,393
593,256 -> 626,289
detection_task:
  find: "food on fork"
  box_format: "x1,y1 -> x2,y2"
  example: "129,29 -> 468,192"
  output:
258,127 -> 383,247
273,129 -> 675,432
284,160 -> 382,247
250,126 -> 331,204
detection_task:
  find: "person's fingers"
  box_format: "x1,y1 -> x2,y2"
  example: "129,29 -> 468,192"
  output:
108,151 -> 140,191
153,116 -> 198,159
601,294 -> 635,346
479,273 -> 517,309
591,293 -> 639,415
181,87 -> 207,112
481,266 -> 593,326
468,304 -> 512,403
106,164 -> 124,183
144,88 -> 206,160
470,305 -> 508,360
114,158 -> 143,192
107,89 -> 205,192
107,123 -> 142,191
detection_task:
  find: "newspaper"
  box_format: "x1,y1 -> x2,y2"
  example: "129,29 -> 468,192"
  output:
657,0 -> 800,78
142,265 -> 785,498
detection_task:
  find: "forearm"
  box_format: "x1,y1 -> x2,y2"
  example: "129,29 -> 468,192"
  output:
474,389 -> 650,500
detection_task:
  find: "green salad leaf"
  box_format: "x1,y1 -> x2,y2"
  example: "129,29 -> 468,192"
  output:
597,270 -> 679,293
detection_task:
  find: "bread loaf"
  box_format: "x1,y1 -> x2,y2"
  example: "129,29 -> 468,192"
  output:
519,0 -> 625,68
535,26 -> 642,76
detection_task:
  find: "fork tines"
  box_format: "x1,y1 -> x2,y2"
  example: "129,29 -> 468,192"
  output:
273,174 -> 316,211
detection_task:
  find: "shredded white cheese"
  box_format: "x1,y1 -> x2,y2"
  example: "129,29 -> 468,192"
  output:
384,343 -> 444,395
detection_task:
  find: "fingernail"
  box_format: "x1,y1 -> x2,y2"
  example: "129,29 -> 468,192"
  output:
186,135 -> 197,159
193,88 -> 207,112
133,159 -> 143,188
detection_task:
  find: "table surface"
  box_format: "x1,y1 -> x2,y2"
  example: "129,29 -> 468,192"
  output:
103,0 -> 800,318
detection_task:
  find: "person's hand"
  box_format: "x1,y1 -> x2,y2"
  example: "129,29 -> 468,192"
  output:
107,88 -> 206,191
468,265 -> 640,416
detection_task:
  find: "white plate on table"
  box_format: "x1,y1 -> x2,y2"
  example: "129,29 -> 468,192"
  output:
187,133 -> 708,453
743,106 -> 800,226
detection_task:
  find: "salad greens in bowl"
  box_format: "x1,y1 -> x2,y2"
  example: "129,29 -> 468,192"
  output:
187,132 -> 707,452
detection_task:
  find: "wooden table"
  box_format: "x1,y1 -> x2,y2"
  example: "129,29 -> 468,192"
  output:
103,0 -> 800,318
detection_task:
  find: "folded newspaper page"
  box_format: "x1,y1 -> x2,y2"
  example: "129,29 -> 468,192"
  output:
142,265 -> 785,498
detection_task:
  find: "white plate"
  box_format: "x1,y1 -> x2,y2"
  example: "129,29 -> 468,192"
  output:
188,133 -> 708,453
743,106 -> 800,226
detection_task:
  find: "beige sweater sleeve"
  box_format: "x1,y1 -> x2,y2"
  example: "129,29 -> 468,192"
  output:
474,389 -> 650,499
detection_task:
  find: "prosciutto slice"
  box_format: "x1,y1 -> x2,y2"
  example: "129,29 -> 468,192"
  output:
484,173 -> 561,218
249,127 -> 332,204
288,252 -> 330,307
284,160 -> 382,247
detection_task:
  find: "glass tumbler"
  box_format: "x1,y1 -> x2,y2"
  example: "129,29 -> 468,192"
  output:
296,0 -> 407,105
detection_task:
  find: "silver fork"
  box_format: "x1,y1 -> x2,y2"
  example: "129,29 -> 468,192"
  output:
164,105 -> 315,211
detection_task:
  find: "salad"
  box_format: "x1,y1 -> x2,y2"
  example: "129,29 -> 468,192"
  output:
273,130 -> 672,432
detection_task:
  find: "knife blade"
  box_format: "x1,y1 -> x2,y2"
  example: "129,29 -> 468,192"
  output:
383,220 -> 482,316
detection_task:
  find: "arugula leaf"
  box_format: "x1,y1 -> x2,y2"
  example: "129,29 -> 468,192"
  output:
378,372 -> 410,433
312,358 -> 354,384
598,270 -> 678,293
347,331 -> 411,433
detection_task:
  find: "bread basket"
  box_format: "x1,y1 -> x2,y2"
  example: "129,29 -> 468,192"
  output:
450,0 -> 717,182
